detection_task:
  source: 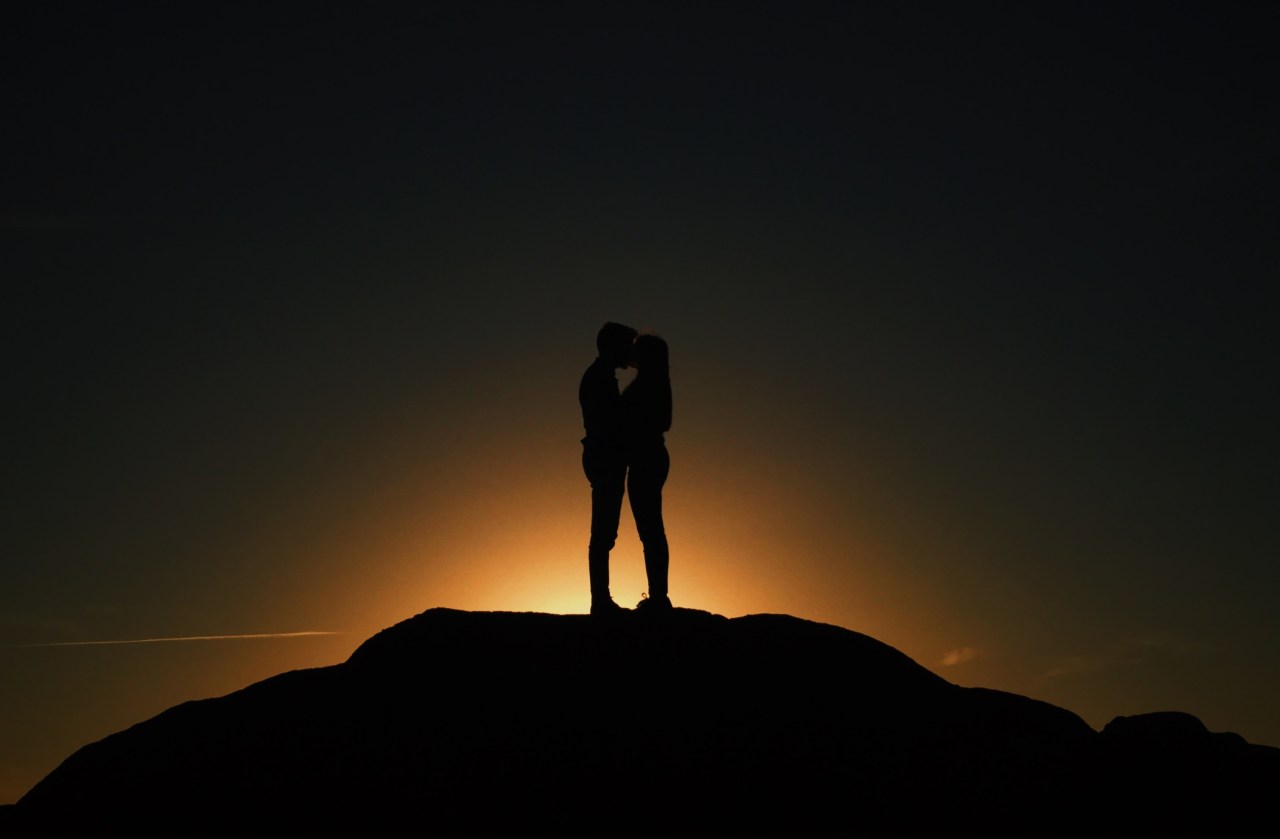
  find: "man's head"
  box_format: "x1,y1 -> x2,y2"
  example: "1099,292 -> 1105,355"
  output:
597,322 -> 638,369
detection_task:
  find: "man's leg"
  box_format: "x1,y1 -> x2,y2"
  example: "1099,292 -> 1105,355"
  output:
584,451 -> 626,607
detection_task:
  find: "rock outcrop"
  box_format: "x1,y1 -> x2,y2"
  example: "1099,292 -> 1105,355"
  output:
6,608 -> 1276,832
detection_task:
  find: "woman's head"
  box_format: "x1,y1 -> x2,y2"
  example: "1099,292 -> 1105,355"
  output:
632,334 -> 668,376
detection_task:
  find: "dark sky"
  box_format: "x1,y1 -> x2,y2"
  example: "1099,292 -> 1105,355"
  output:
3,2 -> 1277,803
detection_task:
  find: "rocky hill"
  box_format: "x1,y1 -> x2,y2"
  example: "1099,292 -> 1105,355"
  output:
6,608 -> 1276,832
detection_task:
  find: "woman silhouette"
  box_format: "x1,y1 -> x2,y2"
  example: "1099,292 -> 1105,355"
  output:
622,334 -> 673,612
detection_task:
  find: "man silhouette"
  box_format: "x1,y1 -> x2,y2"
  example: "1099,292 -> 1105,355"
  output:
580,322 -> 637,615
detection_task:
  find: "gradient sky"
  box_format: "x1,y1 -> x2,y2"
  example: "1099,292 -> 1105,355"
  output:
4,3 -> 1277,803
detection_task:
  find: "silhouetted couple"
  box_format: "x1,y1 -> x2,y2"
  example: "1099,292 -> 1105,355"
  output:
579,322 -> 672,616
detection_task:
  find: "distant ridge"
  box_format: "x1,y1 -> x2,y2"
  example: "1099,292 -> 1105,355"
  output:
6,608 -> 1277,832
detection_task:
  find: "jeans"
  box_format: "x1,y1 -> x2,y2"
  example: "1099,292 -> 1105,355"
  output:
583,448 -> 626,599
628,443 -> 670,599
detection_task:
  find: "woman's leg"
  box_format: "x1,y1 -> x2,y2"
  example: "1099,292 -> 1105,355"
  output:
628,446 -> 670,600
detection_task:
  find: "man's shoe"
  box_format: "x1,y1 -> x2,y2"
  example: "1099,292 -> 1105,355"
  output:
591,598 -> 626,617
635,594 -> 673,613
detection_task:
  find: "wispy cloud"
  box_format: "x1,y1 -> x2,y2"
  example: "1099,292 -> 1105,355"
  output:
1040,632 -> 1209,680
9,631 -> 342,648
940,646 -> 978,667
1041,653 -> 1118,679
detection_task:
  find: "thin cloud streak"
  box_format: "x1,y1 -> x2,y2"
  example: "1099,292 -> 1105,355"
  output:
1039,633 -> 1210,680
9,631 -> 343,648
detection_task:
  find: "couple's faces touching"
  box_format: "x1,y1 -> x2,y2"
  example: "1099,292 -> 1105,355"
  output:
609,342 -> 633,371
618,336 -> 647,371
600,323 -> 664,371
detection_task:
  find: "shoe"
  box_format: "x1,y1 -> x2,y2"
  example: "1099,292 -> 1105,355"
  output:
635,593 -> 672,613
591,598 -> 625,617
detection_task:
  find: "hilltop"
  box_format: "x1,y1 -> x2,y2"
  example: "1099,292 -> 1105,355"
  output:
6,608 -> 1276,831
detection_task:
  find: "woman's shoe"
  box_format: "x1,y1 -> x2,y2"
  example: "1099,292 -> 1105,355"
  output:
635,593 -> 673,613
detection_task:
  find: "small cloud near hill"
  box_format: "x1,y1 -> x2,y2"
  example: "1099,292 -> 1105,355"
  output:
940,646 -> 978,666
